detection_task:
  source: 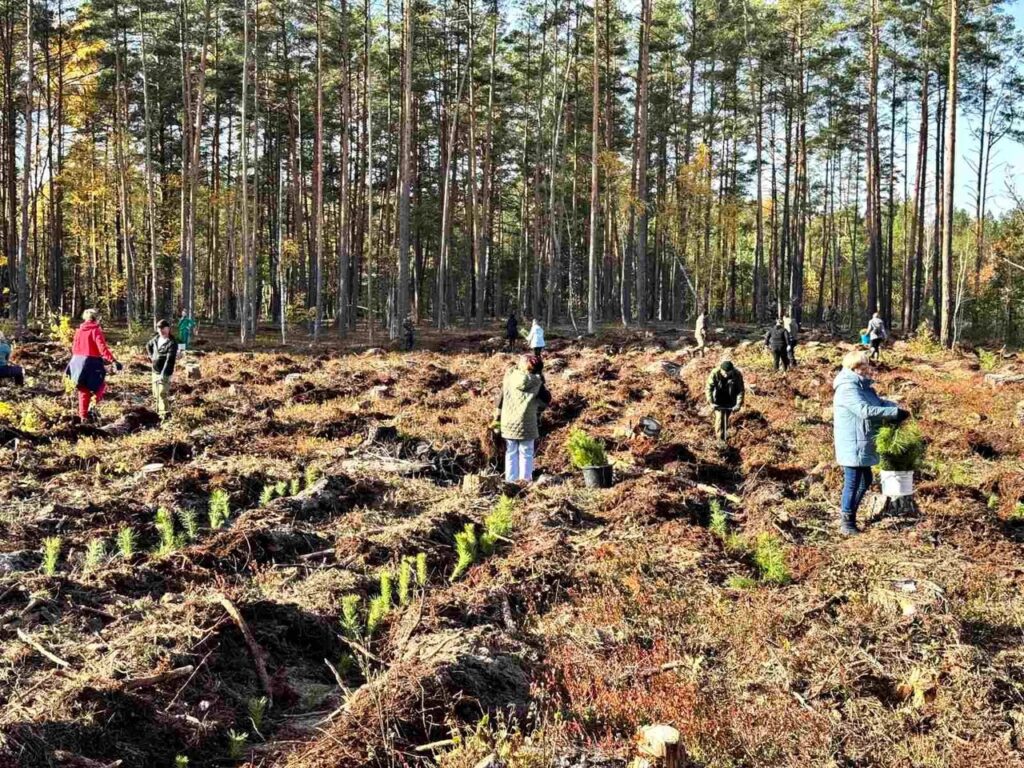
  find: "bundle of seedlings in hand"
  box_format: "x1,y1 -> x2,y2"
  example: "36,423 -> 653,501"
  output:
876,422 -> 926,472
566,429 -> 607,468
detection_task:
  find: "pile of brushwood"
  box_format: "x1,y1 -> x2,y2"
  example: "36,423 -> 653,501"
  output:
0,325 -> 1022,767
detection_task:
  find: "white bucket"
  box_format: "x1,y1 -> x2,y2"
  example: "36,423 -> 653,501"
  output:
880,470 -> 914,498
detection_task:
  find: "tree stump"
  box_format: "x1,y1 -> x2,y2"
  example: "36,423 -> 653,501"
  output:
636,724 -> 684,767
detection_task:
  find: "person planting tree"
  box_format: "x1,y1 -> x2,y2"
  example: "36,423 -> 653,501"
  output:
66,308 -> 122,423
705,359 -> 745,442
832,350 -> 910,535
494,355 -> 545,483
146,320 -> 179,421
0,332 -> 24,387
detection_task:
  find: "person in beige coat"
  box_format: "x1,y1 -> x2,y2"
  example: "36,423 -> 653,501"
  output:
494,355 -> 544,482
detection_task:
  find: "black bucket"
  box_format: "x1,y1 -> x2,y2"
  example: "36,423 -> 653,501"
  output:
581,464 -> 613,489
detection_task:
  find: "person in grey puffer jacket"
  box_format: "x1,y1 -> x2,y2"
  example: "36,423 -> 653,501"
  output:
832,350 -> 909,535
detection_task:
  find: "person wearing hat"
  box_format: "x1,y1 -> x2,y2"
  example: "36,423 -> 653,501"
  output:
494,354 -> 545,483
0,331 -> 24,387
66,308 -> 122,423
705,359 -> 745,442
146,320 -> 179,420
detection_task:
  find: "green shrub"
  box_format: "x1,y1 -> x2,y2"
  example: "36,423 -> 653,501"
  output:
84,539 -> 106,572
155,507 -> 177,555
480,495 -> 516,555
978,348 -> 999,372
566,429 -> 608,469
208,489 -> 231,529
41,536 -> 62,576
116,526 -> 137,559
876,422 -> 926,472
450,523 -> 479,582
49,315 -> 74,346
753,533 -> 790,585
725,575 -> 757,590
341,594 -> 362,638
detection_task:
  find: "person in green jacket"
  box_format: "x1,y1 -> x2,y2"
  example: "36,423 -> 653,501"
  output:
705,359 -> 745,442
494,355 -> 544,482
177,310 -> 198,351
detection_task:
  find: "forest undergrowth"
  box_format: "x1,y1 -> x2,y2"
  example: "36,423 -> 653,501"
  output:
0,324 -> 1022,768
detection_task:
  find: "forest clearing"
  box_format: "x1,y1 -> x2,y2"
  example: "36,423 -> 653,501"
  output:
0,323 -> 1022,767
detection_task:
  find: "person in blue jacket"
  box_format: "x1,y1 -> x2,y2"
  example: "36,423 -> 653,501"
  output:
832,350 -> 909,535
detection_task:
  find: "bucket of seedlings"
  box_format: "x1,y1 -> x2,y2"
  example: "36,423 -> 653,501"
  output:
567,429 -> 613,489
876,421 -> 926,498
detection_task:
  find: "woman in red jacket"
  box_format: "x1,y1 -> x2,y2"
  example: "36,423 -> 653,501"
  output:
66,309 -> 122,422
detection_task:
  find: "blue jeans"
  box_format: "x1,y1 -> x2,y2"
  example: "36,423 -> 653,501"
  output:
842,467 -> 873,515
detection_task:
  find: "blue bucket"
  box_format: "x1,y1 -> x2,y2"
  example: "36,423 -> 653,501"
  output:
860,333 -> 870,345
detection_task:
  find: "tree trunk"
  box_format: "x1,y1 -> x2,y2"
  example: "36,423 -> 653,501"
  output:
940,0 -> 958,347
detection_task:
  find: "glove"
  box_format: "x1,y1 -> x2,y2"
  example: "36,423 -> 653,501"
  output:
114,361 -> 124,372
895,408 -> 911,423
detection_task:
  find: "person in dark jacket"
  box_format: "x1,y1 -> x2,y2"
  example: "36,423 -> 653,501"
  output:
765,320 -> 792,372
705,360 -> 745,441
0,332 -> 24,386
505,312 -> 519,350
146,320 -> 179,420
402,317 -> 415,351
66,309 -> 122,422
832,350 -> 910,535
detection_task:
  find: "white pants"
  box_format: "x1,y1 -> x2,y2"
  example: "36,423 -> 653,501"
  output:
504,439 -> 535,482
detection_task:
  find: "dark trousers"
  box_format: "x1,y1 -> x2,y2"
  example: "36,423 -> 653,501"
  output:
532,347 -> 543,357
841,467 -> 873,515
771,349 -> 789,371
0,364 -> 23,386
870,338 -> 882,360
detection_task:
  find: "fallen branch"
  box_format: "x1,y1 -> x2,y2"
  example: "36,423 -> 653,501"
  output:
338,633 -> 382,664
17,628 -> 71,668
613,659 -> 685,684
218,596 -> 274,704
52,751 -> 123,768
123,665 -> 195,691
691,481 -> 743,506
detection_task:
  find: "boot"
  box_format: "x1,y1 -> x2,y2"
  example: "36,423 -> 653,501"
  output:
839,510 -> 860,536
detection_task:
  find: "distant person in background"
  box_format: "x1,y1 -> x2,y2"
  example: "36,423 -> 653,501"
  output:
66,309 -> 122,423
824,305 -> 838,336
178,309 -> 197,352
867,311 -> 887,362
783,314 -> 799,367
495,354 -> 545,483
705,359 -> 745,442
526,318 -> 546,357
402,316 -> 415,351
505,312 -> 519,351
765,319 -> 792,373
832,350 -> 909,535
0,332 -> 24,386
146,320 -> 179,421
694,310 -> 708,357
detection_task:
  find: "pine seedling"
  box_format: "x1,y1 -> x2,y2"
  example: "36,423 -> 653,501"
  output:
1012,502 -> 1024,521
341,594 -> 362,638
178,508 -> 199,542
155,507 -> 177,555
415,552 -> 428,585
41,536 -> 62,576
753,533 -> 790,586
398,558 -> 413,606
304,465 -> 320,488
226,730 -> 248,760
708,499 -> 728,538
84,539 -> 107,572
274,480 -> 288,498
566,429 -> 608,469
259,484 -> 275,506
247,696 -> 269,731
175,756 -> 189,768
209,489 -> 231,529
450,523 -> 478,582
876,422 -> 926,472
480,496 -> 516,556
366,594 -> 389,637
289,477 -> 301,496
117,526 -> 137,559
378,570 -> 393,608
